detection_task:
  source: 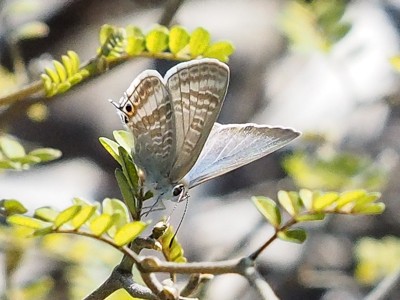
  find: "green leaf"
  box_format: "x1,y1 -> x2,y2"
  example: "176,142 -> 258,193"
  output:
203,41 -> 235,62
278,228 -> 307,244
68,51 -> 80,74
278,191 -> 301,216
89,214 -> 114,236
295,212 -> 325,222
352,192 -> 381,211
313,192 -> 339,211
158,223 -> 187,263
73,197 -> 98,208
0,160 -> 19,169
0,136 -> 25,158
126,25 -> 145,55
98,27 -> 126,58
28,148 -> 62,162
45,67 -> 60,84
99,137 -> 121,164
102,198 -> 130,236
7,215 -> 51,229
34,207 -> 59,222
71,205 -> 97,229
169,25 -> 190,55
299,189 -> 314,210
0,199 -> 27,215
33,226 -> 54,236
336,190 -> 366,209
189,27 -> 210,57
115,168 -> 138,219
55,81 -> 71,94
113,130 -> 134,154
11,155 -> 40,164
53,60 -> 67,82
99,24 -> 116,45
146,26 -> 169,54
61,55 -> 73,78
41,74 -> 52,94
252,196 -> 281,228
329,23 -> 351,42
12,21 -> 49,40
352,203 -> 385,215
54,205 -> 82,228
119,146 -> 139,193
113,221 -> 147,246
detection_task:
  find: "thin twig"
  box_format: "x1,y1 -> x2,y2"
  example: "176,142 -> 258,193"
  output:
364,267 -> 400,300
248,218 -> 297,261
241,262 -> 279,300
0,82 -> 43,106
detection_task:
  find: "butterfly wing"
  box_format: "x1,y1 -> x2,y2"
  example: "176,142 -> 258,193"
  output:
165,59 -> 229,182
185,123 -> 300,188
117,70 -> 175,179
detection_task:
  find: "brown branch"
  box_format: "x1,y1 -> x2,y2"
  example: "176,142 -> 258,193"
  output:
84,267 -> 158,300
248,218 -> 297,261
241,259 -> 279,300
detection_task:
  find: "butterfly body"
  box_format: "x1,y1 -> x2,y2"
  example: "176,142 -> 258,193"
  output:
113,59 -> 300,205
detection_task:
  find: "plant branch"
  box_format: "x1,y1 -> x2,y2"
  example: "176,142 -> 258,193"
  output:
0,51 -> 192,108
240,259 -> 279,300
139,257 -> 242,275
84,266 -> 158,300
248,218 -> 297,261
0,82 -> 43,106
364,267 -> 400,300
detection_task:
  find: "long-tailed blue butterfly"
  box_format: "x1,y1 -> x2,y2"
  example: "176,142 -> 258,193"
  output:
112,58 -> 300,206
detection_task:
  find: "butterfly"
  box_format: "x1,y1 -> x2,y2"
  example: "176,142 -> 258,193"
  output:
112,58 -> 300,206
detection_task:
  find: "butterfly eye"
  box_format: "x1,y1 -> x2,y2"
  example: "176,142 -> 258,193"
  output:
172,184 -> 184,196
125,103 -> 133,113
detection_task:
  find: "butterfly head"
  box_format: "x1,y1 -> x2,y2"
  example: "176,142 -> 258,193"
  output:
146,178 -> 189,205
109,92 -> 138,126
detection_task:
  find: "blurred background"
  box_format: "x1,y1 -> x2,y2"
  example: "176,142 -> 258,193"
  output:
0,0 -> 400,299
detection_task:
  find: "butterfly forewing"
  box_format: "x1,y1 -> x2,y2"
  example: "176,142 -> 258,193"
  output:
122,71 -> 175,178
165,59 -> 229,182
185,123 -> 300,188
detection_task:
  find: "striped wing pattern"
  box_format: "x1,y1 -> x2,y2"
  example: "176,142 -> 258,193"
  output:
119,71 -> 175,178
185,123 -> 300,188
165,59 -> 229,182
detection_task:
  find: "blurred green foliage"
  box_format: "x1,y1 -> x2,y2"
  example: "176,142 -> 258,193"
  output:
280,0 -> 351,52
283,151 -> 387,191
0,135 -> 61,170
355,236 -> 400,285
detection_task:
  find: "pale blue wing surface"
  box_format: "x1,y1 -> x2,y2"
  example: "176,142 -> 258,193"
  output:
184,123 -> 300,188
165,59 -> 229,183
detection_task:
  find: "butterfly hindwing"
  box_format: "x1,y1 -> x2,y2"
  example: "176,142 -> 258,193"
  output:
165,59 -> 229,182
185,123 -> 300,188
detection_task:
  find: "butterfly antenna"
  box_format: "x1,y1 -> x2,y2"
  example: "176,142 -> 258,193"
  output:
169,191 -> 189,248
108,99 -> 120,109
142,194 -> 162,217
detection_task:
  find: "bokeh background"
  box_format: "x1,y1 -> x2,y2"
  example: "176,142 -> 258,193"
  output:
0,0 -> 400,299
